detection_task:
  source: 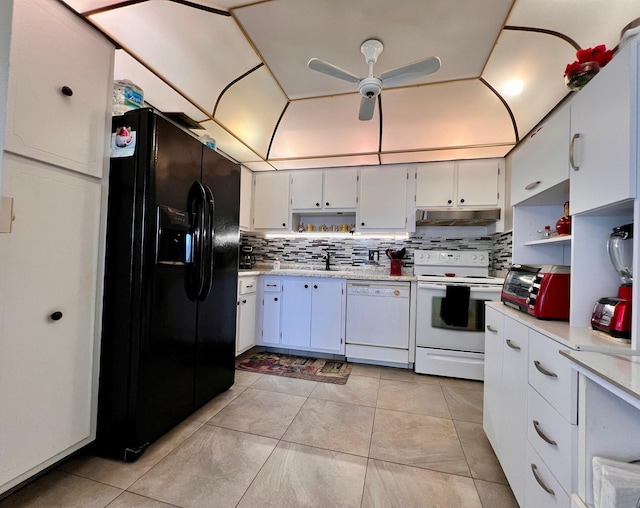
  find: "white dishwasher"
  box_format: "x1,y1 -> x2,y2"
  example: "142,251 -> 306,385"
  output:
345,281 -> 411,365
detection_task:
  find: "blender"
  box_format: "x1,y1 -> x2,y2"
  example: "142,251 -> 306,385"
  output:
591,224 -> 633,340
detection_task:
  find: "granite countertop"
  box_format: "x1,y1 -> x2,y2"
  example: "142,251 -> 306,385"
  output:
485,301 -> 632,353
559,350 -> 640,408
239,263 -> 416,282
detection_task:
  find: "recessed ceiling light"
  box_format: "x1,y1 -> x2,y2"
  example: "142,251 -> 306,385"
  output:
502,79 -> 524,96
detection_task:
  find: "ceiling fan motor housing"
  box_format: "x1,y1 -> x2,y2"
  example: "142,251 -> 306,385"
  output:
359,76 -> 382,98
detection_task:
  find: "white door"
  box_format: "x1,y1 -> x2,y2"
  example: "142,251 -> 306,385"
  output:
281,278 -> 312,348
358,166 -> 408,230
253,172 -> 290,230
324,168 -> 357,209
0,156 -> 101,488
290,171 -> 323,210
456,159 -> 499,207
239,166 -> 253,231
4,0 -> 113,178
236,293 -> 257,355
310,279 -> 344,353
569,39 -> 635,215
416,161 -> 455,207
261,292 -> 282,345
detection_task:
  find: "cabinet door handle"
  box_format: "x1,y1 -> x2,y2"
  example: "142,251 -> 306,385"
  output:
304,284 -> 309,288
274,297 -> 278,302
50,311 -> 63,321
569,133 -> 581,170
486,325 -> 498,333
533,420 -> 557,446
313,284 -> 318,289
315,202 -> 320,207
325,202 -> 329,206
242,299 -> 247,304
459,198 -> 465,203
534,360 -> 558,378
505,339 -> 521,350
530,463 -> 555,496
60,86 -> 73,97
282,223 -> 286,227
524,180 -> 541,190
447,199 -> 452,204
361,222 -> 365,226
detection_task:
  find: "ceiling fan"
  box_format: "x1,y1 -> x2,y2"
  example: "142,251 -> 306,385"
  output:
308,39 -> 441,121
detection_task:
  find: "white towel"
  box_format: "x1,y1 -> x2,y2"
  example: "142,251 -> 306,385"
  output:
593,456 -> 640,508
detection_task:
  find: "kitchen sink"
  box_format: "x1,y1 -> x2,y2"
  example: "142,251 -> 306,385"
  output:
275,268 -> 350,277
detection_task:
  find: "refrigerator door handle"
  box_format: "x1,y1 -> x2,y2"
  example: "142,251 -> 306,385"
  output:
198,184 -> 215,301
187,181 -> 207,300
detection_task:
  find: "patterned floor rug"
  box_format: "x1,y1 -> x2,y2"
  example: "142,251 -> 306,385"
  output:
236,352 -> 352,385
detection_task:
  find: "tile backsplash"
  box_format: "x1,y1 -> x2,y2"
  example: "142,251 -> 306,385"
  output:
241,230 -> 513,276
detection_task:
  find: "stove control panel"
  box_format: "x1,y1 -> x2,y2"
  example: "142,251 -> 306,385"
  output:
414,250 -> 489,267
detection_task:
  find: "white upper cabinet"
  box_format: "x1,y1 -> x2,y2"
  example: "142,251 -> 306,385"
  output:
416,159 -> 500,208
358,165 -> 411,231
252,171 -> 290,230
290,171 -> 323,210
569,36 -> 638,215
456,159 -> 500,207
416,161 -> 455,207
511,101 -> 571,206
4,0 -> 113,178
324,168 -> 358,209
239,166 -> 253,231
290,168 -> 357,211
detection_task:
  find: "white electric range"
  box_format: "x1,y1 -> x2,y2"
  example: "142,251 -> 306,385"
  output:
414,250 -> 504,381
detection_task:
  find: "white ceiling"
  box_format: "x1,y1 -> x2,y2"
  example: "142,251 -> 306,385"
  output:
62,0 -> 640,170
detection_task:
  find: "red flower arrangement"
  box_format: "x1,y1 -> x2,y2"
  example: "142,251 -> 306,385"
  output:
564,44 -> 613,90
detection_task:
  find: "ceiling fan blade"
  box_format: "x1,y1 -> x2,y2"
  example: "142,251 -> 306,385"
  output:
359,96 -> 376,121
308,58 -> 361,84
380,56 -> 441,87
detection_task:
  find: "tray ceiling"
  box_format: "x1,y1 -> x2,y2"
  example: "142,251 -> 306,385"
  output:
62,0 -> 640,170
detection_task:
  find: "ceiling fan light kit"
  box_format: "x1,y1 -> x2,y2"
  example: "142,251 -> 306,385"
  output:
308,38 -> 441,121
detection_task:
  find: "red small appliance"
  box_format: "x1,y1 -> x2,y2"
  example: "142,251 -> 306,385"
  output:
526,265 -> 571,320
591,224 -> 633,340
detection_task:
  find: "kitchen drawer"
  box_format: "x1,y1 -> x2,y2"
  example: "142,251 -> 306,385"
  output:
239,276 -> 257,295
262,277 -> 282,292
527,386 -> 577,494
525,442 -> 570,508
528,331 -> 578,424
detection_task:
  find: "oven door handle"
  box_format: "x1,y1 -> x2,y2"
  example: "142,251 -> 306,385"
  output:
418,282 -> 502,293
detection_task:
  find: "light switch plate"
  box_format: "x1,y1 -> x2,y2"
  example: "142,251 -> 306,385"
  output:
0,196 -> 13,233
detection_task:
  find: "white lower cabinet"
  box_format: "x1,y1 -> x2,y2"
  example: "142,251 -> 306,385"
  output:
236,276 -> 257,356
484,304 -> 578,508
0,155 -> 103,492
259,277 -> 282,346
526,442 -> 571,508
281,277 -> 345,353
483,308 -> 528,506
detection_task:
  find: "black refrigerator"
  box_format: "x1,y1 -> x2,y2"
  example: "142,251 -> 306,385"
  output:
96,108 -> 239,461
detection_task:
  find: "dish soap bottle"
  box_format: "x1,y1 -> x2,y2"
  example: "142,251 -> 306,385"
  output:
273,257 -> 281,270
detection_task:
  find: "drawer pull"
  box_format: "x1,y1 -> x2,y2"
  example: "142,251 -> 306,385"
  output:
533,420 -> 557,446
525,180 -> 541,190
505,339 -> 521,350
246,284 -> 254,288
530,463 -> 555,496
486,325 -> 498,333
534,360 -> 558,378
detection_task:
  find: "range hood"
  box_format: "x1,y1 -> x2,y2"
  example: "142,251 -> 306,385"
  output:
416,208 -> 501,226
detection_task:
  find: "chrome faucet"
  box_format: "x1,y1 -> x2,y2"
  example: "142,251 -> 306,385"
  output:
323,250 -> 331,271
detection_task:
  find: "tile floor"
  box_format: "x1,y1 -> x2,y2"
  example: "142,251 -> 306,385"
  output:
0,359 -> 518,508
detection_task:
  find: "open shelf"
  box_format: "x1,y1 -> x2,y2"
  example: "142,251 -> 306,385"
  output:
524,235 -> 572,246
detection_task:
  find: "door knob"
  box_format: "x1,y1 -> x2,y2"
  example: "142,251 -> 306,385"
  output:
50,311 -> 63,321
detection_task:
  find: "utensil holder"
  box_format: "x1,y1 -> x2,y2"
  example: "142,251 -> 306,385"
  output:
390,259 -> 402,276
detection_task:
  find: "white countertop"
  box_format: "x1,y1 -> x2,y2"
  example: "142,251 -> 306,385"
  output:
239,263 -> 416,282
486,301 -> 631,353
560,350 -> 640,408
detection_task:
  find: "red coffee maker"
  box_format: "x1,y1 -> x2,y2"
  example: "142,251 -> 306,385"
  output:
591,224 -> 633,340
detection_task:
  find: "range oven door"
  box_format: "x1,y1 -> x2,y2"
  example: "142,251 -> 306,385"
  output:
416,282 -> 502,353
